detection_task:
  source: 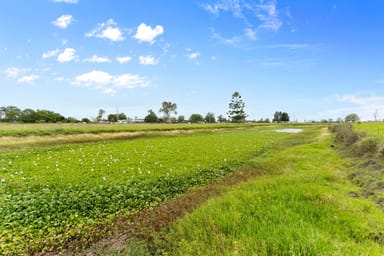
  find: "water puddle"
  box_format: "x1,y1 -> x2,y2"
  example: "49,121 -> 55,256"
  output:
275,128 -> 303,133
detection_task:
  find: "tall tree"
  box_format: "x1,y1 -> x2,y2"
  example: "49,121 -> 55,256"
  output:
273,111 -> 290,123
227,92 -> 247,123
159,101 -> 177,123
97,109 -> 105,121
205,112 -> 216,123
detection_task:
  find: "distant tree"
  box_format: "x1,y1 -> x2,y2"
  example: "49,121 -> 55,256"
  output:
108,114 -> 118,122
217,115 -> 227,123
189,114 -> 204,123
281,112 -> 290,122
97,109 -> 105,121
2,106 -> 21,122
264,118 -> 271,123
20,108 -> 36,123
81,118 -> 91,123
345,113 -> 360,123
227,92 -> 247,123
66,117 -> 78,123
177,115 -> 185,123
0,107 -> 5,121
35,109 -> 65,123
205,112 -> 216,123
159,101 -> 177,123
144,109 -> 159,123
118,113 -> 127,120
273,111 -> 289,123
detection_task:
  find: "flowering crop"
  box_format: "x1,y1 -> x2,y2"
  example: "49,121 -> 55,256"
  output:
0,129 -> 289,254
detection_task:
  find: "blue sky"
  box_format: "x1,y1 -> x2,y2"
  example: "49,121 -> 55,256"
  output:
1,0 -> 384,121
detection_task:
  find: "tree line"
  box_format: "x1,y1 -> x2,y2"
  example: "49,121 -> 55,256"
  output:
0,92 -> 291,124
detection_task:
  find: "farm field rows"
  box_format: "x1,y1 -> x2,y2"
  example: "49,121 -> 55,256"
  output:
0,127 -> 291,254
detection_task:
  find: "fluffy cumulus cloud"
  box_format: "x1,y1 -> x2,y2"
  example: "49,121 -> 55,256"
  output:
84,55 -> 111,63
17,75 -> 39,83
52,14 -> 73,29
57,48 -> 77,63
42,49 -> 60,59
134,23 -> 164,44
116,56 -> 132,64
73,70 -> 149,95
86,19 -> 125,42
139,55 -> 159,65
52,0 -> 78,3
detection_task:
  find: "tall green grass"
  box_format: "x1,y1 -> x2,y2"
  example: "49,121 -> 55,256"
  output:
155,130 -> 384,255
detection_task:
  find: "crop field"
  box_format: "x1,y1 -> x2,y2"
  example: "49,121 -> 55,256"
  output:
0,122 -> 275,137
0,127 -> 291,254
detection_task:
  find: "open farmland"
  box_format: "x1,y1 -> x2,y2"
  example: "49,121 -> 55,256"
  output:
354,122 -> 384,139
0,126 -> 291,254
0,122 -> 275,137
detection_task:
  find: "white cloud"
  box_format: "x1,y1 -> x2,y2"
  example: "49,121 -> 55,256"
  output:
52,14 -> 73,29
17,75 -> 39,83
86,19 -> 125,42
139,55 -> 159,65
211,29 -> 241,45
5,67 -> 21,77
52,0 -> 78,3
42,49 -> 60,59
75,70 -> 112,85
113,74 -> 149,88
73,70 -> 149,95
116,56 -> 132,64
204,0 -> 284,43
84,55 -> 111,63
244,28 -> 257,40
328,93 -> 384,121
186,52 -> 200,60
57,48 -> 77,63
133,23 -> 164,44
201,3 -> 229,15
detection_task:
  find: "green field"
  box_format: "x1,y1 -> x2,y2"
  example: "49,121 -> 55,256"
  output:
1,123 -> 384,255
354,122 -> 384,138
0,122 -> 275,136
0,126 -> 290,254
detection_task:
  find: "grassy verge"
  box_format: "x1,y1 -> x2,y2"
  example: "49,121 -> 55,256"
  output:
114,128 -> 384,255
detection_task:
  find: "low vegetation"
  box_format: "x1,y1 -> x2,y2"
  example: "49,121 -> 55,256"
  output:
110,128 -> 384,255
0,127 -> 290,254
330,123 -> 384,211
